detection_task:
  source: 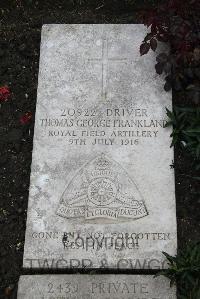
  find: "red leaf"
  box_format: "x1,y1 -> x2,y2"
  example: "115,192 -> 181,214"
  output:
164,80 -> 172,92
0,86 -> 10,102
144,33 -> 153,42
140,43 -> 150,56
157,33 -> 169,42
150,38 -> 157,51
155,62 -> 164,75
156,53 -> 168,63
151,23 -> 157,35
20,112 -> 32,125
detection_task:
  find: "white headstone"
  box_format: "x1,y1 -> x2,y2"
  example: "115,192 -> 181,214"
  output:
23,24 -> 177,269
17,275 -> 176,299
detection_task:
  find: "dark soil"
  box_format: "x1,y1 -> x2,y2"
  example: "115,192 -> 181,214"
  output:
0,1 -> 199,299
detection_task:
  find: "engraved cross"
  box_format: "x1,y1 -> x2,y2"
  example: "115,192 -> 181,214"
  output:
88,39 -> 127,99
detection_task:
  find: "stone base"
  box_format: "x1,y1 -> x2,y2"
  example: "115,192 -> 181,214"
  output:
17,274 -> 176,298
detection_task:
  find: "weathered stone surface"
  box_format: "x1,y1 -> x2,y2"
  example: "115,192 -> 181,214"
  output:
23,24 -> 177,269
17,275 -> 176,299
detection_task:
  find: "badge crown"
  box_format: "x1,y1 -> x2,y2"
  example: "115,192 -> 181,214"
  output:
95,154 -> 111,170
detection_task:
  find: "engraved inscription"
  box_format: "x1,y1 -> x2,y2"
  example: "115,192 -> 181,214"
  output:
39,107 -> 166,147
38,280 -> 164,299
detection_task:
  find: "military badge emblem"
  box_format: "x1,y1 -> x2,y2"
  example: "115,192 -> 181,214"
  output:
57,153 -> 148,221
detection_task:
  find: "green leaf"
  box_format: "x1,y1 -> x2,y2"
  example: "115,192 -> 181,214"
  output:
159,243 -> 200,298
191,176 -> 200,181
166,108 -> 174,120
171,135 -> 179,147
162,252 -> 177,264
164,121 -> 173,127
183,128 -> 200,133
